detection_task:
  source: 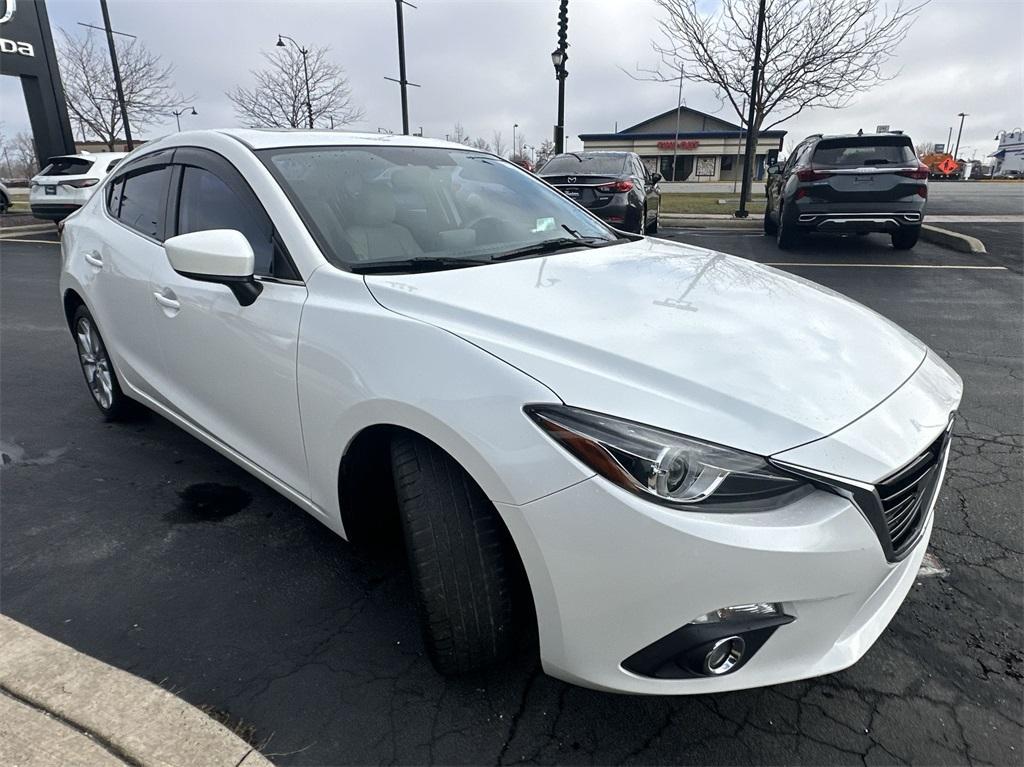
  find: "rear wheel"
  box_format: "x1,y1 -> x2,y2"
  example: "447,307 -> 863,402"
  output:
71,305 -> 134,421
636,205 -> 648,234
0,193 -> 9,214
776,204 -> 800,249
646,208 -> 659,235
390,433 -> 519,675
763,208 -> 778,235
891,226 -> 920,250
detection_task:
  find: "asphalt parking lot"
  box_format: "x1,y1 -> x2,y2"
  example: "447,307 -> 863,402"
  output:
2,225 -> 1022,765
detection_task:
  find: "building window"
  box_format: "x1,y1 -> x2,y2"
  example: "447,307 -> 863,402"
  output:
721,155 -> 734,171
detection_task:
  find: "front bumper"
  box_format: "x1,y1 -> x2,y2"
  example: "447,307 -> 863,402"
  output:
498,474 -> 935,694
496,353 -> 961,695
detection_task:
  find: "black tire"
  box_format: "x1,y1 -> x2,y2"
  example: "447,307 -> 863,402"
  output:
0,193 -> 9,214
390,434 -> 518,675
71,305 -> 134,421
646,209 -> 659,235
636,205 -> 648,234
776,203 -> 800,249
763,208 -> 778,235
891,226 -> 920,250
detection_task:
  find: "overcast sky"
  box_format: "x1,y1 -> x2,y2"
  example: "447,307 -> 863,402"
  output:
2,0 -> 1021,160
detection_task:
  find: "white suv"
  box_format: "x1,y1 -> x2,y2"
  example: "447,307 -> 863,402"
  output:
59,130 -> 961,694
30,152 -> 126,221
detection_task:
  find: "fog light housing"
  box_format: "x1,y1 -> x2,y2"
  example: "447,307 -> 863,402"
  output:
691,602 -> 784,625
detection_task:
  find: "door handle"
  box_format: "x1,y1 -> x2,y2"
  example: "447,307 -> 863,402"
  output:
153,291 -> 180,311
83,251 -> 103,268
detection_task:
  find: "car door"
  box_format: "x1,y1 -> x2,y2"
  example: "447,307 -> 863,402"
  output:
88,153 -> 175,398
148,148 -> 310,495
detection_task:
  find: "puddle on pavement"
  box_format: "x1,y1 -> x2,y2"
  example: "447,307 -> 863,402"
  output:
165,483 -> 252,524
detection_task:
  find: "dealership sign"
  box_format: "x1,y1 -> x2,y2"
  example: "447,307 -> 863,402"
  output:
656,139 -> 700,150
0,0 -> 33,56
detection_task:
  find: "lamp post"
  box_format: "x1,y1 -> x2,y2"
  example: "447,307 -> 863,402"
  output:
551,48 -> 567,154
953,112 -> 968,160
171,106 -> 198,132
513,123 -> 519,158
276,34 -> 314,129
735,0 -> 766,218
99,0 -> 133,150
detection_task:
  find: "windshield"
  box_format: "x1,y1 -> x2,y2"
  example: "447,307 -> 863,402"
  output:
261,146 -> 618,271
540,153 -> 628,175
812,138 -> 916,167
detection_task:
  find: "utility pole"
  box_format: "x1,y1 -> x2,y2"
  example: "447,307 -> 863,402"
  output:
98,0 -> 133,150
953,112 -> 968,159
386,1 -> 420,135
552,0 -> 569,154
276,36 -> 313,128
732,95 -> 746,194
945,126 -> 953,153
671,63 -> 683,182
735,0 -> 766,218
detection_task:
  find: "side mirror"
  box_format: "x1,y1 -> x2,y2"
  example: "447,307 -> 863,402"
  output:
766,163 -> 781,176
650,172 -> 662,184
164,229 -> 262,306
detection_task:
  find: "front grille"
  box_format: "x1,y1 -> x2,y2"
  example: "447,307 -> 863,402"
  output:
875,430 -> 949,556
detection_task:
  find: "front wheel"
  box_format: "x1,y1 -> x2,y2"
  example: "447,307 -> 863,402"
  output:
763,208 -> 778,235
390,434 -> 520,675
891,226 -> 920,250
71,305 -> 134,421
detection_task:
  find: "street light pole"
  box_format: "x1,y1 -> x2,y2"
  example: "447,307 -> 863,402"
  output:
671,63 -> 683,182
171,106 -> 198,132
552,0 -> 569,154
735,0 -> 766,218
953,112 -> 968,160
99,0 -> 133,150
513,123 -> 518,158
276,35 -> 313,128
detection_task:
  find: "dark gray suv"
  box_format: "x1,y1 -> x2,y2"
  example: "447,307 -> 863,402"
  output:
764,133 -> 929,250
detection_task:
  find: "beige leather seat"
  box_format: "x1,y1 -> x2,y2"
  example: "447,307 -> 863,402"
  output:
347,185 -> 423,261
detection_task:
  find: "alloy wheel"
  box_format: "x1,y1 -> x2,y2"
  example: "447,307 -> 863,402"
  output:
75,316 -> 114,409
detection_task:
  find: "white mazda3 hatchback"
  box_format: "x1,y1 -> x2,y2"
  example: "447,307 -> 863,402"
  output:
59,130 -> 962,694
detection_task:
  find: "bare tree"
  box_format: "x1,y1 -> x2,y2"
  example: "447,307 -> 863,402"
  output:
535,138 -> 556,169
0,131 -> 39,178
492,130 -> 507,158
641,0 -> 925,148
469,136 -> 491,152
914,141 -> 935,156
448,122 -> 471,145
228,45 -> 363,129
57,28 -> 187,150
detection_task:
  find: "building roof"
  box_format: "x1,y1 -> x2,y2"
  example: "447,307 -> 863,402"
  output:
579,105 -> 787,142
578,129 -> 787,141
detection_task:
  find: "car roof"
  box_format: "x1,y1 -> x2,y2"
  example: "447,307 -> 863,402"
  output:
810,133 -> 910,141
202,128 -> 484,153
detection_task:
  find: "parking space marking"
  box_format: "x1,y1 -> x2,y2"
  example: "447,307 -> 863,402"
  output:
764,262 -> 1007,270
0,238 -> 60,245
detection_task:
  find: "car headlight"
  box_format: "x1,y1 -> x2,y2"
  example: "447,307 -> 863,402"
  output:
526,405 -> 810,510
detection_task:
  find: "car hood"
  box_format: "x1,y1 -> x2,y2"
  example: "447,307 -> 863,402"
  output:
364,238 -> 927,456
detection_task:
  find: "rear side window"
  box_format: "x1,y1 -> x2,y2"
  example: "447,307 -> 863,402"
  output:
812,138 -> 916,167
176,166 -> 278,277
40,157 -> 94,176
541,154 -> 628,175
116,166 -> 172,240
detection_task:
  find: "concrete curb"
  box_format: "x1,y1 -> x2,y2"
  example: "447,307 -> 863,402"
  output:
920,224 -> 987,254
0,615 -> 273,766
661,213 -> 760,228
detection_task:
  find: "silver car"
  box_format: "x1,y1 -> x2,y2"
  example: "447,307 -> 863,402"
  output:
764,133 -> 928,250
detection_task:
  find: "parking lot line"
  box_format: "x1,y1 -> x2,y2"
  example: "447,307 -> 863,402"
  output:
0,238 -> 60,245
764,262 -> 1007,270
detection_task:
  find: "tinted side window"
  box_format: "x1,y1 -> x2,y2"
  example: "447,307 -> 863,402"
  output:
117,166 -> 171,239
176,166 -> 275,276
107,176 -> 125,217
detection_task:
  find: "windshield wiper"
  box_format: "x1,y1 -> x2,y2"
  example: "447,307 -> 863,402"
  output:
351,256 -> 493,274
490,236 -> 616,262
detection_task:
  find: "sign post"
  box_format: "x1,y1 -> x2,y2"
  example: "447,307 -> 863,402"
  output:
0,0 -> 76,167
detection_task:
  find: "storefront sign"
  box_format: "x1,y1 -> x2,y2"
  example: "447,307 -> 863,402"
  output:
656,139 -> 700,150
